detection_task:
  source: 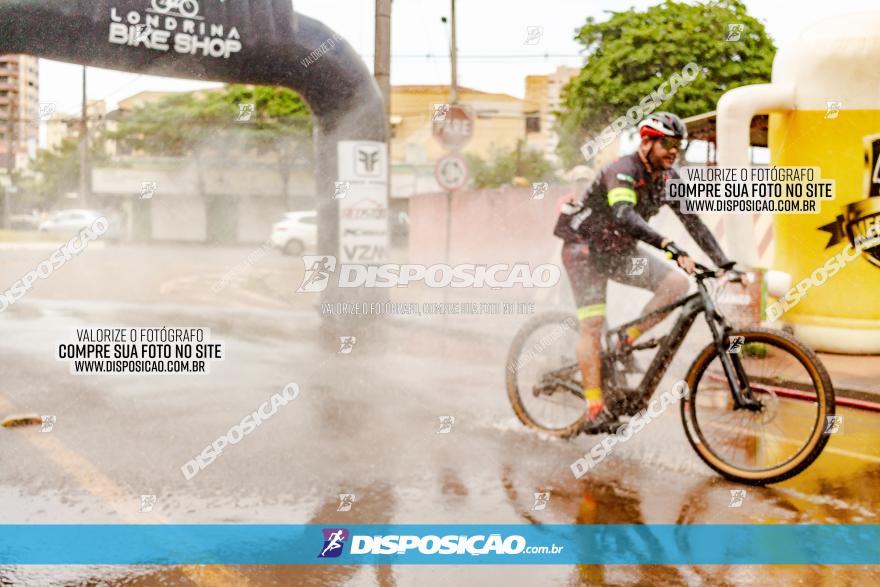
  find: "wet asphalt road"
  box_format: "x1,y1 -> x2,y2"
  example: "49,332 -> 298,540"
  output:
0,243 -> 878,586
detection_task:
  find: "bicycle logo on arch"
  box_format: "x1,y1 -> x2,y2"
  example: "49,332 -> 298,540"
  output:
151,0 -> 200,18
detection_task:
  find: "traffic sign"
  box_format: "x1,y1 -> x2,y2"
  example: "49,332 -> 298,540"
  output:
435,154 -> 469,192
432,104 -> 474,149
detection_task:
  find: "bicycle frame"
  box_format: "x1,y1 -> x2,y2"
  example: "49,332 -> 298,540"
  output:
603,270 -> 761,413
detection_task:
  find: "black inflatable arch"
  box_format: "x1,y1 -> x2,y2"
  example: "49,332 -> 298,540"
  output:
0,0 -> 386,287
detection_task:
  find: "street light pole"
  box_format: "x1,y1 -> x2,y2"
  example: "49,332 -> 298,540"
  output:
78,65 -> 90,206
374,0 -> 391,130
449,0 -> 458,105
374,0 -> 392,239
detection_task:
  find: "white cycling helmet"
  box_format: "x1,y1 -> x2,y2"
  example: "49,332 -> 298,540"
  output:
638,112 -> 687,140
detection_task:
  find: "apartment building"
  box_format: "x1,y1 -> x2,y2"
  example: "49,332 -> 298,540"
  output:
524,65 -> 579,166
0,54 -> 39,169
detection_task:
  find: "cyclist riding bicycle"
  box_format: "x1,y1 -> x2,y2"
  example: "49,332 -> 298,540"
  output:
554,112 -> 735,428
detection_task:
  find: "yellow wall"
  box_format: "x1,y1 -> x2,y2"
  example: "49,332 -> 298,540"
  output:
523,66 -> 579,164
390,86 -> 526,164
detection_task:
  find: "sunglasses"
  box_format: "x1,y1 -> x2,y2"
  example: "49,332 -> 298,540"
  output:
658,137 -> 685,151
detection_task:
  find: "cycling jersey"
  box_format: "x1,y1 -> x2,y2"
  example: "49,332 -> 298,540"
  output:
554,152 -> 729,267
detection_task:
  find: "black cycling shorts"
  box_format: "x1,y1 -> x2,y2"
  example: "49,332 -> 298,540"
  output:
561,242 -> 674,320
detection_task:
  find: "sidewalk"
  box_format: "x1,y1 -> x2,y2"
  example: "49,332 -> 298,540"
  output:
387,311 -> 880,407
816,352 -> 880,401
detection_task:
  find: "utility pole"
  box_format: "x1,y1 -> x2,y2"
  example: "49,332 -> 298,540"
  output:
374,0 -> 391,133
78,65 -> 90,206
449,0 -> 458,105
440,0 -> 460,267
374,0 -> 392,227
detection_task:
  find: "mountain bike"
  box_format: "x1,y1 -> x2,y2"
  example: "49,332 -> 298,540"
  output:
505,263 -> 835,485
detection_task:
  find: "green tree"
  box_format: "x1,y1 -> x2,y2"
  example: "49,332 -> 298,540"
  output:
556,0 -> 775,167
20,137 -> 106,210
110,91 -> 227,201
110,85 -> 313,204
214,85 -> 313,205
465,141 -> 558,189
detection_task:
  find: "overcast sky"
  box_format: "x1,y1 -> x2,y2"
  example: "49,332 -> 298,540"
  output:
37,0 -> 880,115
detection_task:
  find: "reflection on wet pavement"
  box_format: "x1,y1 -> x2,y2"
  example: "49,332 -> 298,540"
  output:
0,287 -> 877,584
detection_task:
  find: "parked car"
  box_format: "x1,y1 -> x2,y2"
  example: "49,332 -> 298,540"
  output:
9,212 -> 41,231
270,211 -> 317,255
38,209 -> 121,240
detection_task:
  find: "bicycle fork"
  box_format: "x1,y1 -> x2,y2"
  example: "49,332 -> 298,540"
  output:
703,308 -> 762,411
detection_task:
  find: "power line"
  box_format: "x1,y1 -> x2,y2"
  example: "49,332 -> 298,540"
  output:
357,53 -> 583,61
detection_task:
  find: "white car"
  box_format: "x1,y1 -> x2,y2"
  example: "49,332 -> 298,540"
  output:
38,209 -> 120,240
270,211 -> 317,255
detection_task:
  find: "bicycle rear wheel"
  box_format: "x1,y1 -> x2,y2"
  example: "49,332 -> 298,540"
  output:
506,312 -> 585,437
681,327 -> 834,485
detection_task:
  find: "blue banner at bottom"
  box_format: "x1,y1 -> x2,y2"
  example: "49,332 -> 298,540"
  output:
0,524 -> 876,565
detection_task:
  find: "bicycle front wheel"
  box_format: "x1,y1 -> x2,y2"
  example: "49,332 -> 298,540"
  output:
681,327 -> 834,485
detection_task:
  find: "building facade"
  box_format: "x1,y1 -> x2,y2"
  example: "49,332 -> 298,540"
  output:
389,85 -> 528,197
0,54 -> 39,169
524,65 -> 579,166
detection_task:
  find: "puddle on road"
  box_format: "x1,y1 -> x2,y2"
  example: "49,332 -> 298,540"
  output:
1,301 -> 878,585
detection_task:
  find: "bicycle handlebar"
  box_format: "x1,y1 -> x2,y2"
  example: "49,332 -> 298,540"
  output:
663,242 -> 738,280
693,262 -> 717,278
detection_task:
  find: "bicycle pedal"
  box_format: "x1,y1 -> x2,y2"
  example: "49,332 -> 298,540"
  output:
580,413 -> 623,435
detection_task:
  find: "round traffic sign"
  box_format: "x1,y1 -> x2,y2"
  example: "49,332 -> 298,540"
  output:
435,154 -> 469,192
432,105 -> 474,149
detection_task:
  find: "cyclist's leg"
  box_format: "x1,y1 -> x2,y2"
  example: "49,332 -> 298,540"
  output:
562,242 -> 608,419
614,244 -> 688,341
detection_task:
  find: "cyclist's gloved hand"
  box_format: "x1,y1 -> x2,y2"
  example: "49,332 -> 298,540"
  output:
663,241 -> 696,274
662,240 -> 687,260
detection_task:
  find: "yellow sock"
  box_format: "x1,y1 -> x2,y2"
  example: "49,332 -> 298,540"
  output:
583,387 -> 603,401
584,387 -> 604,418
626,325 -> 641,344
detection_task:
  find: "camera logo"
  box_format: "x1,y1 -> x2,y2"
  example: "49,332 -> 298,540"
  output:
531,182 -> 549,200
824,415 -> 843,434
524,25 -> 544,45
141,181 -> 158,200
727,335 -> 745,354
627,257 -> 648,276
139,494 -> 157,513
728,489 -> 746,508
318,528 -> 349,558
532,492 -> 550,511
41,415 -> 56,432
437,416 -> 455,434
337,494 -> 355,512
236,103 -> 256,122
338,336 -> 357,354
38,103 -> 57,121
334,181 -> 351,199
726,23 -> 744,42
297,256 -> 337,293
432,103 -> 450,122
825,101 -> 842,120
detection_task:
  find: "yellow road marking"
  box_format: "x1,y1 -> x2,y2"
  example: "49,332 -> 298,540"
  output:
0,394 -> 254,586
818,444 -> 880,464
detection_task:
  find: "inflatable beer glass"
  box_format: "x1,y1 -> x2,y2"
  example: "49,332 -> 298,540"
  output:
717,13 -> 880,353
